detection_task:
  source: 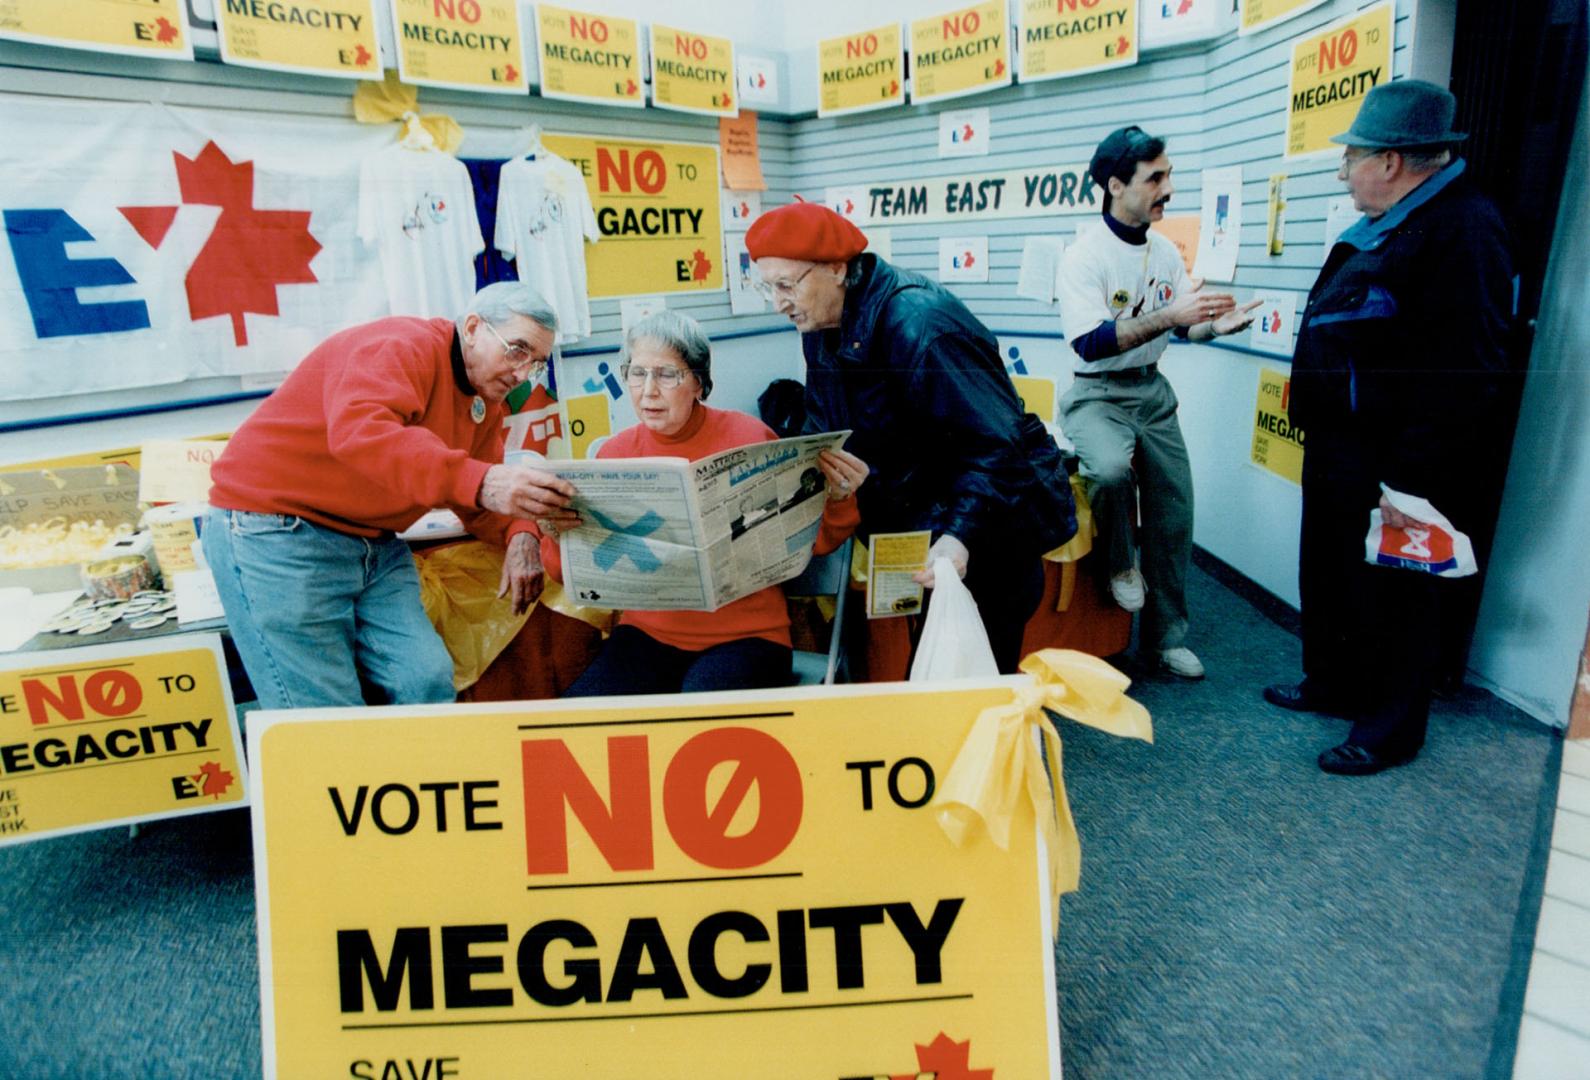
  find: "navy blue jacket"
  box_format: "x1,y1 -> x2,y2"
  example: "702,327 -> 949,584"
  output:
801,254 -> 1076,556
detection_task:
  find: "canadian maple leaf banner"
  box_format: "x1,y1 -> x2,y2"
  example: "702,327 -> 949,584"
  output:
0,95 -> 396,402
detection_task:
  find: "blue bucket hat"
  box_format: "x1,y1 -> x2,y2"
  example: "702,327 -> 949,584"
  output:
1330,79 -> 1467,149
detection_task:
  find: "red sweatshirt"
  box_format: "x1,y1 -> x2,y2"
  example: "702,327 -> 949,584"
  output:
542,404 -> 859,651
209,317 -> 511,544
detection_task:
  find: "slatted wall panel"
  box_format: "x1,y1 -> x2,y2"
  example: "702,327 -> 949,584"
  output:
785,0 -> 1414,350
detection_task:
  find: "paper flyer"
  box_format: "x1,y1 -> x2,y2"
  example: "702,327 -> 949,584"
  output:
867,530 -> 932,619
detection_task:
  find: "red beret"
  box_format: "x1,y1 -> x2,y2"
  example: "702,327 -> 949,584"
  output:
745,202 -> 868,262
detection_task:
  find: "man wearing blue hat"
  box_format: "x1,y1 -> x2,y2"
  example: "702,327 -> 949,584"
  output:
1263,80 -> 1515,775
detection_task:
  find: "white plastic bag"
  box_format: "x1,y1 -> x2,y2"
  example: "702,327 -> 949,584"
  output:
1363,485 -> 1478,578
909,558 -> 1000,681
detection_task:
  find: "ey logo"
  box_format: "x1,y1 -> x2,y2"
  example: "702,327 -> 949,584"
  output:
4,141 -> 319,347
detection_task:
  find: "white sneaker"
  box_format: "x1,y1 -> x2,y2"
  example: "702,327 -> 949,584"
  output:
1110,568 -> 1146,612
1160,647 -> 1205,679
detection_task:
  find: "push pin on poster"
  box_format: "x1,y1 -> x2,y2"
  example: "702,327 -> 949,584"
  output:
1266,174 -> 1287,256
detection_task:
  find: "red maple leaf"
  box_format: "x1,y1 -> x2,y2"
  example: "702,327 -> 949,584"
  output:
690,249 -> 712,282
505,63 -> 520,83
1178,0 -> 1194,11
1116,36 -> 1131,56
756,73 -> 766,88
843,199 -> 854,214
353,43 -> 372,66
890,79 -> 900,94
174,141 -> 320,346
994,58 -> 1005,76
626,78 -> 638,95
963,251 -> 975,267
894,1033 -> 994,1080
155,17 -> 179,44
962,124 -> 975,140
192,761 -> 236,799
739,201 -> 750,216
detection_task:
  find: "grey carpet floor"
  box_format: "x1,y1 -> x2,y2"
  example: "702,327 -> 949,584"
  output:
0,566 -> 1559,1079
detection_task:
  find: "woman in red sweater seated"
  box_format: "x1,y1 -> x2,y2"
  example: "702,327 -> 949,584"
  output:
546,310 -> 868,695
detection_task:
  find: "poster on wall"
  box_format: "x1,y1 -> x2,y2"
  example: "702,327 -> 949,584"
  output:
1239,0 -> 1330,37
0,95 -> 395,402
248,684 -> 1065,1078
738,53 -> 780,106
938,107 -> 991,157
724,230 -> 767,315
1017,0 -> 1139,83
387,0 -> 527,93
534,4 -> 644,108
722,190 -> 762,229
1251,366 -> 1305,484
0,0 -> 194,60
650,22 -> 737,117
909,0 -> 1013,106
939,236 -> 990,283
1142,0 -> 1227,49
1284,1 -> 1394,161
1193,165 -> 1243,283
1248,293 -> 1298,355
0,634 -> 247,846
830,162 -> 1098,227
1322,195 -> 1359,257
817,22 -> 905,118
1151,214 -> 1200,274
543,134 -> 725,298
212,0 -> 381,80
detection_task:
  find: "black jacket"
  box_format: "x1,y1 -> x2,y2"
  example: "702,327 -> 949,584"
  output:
801,254 -> 1076,556
1289,162 -> 1514,518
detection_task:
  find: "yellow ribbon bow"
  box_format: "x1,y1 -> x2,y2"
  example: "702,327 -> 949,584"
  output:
352,71 -> 464,156
931,648 -> 1153,930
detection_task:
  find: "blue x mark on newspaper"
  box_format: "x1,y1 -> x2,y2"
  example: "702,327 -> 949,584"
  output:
584,506 -> 665,572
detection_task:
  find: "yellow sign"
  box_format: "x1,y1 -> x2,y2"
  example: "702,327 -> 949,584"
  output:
137,437 -> 231,506
1240,0 -> 1329,36
909,0 -> 1012,105
250,685 -> 1060,1078
867,530 -> 931,618
562,392 -> 611,460
1251,366 -> 1304,484
1018,0 -> 1139,82
1285,2 -> 1393,160
388,0 -> 526,94
534,4 -> 643,108
0,635 -> 246,845
1011,374 -> 1057,422
817,22 -> 905,118
0,0 -> 193,59
213,0 -> 382,79
543,133 -> 725,298
648,22 -> 736,117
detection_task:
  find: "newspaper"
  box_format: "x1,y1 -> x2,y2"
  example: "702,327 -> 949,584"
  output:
530,431 -> 850,611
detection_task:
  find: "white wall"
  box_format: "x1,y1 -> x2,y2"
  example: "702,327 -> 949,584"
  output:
1467,82 -> 1590,725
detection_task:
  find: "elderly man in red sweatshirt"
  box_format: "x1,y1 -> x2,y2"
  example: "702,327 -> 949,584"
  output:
204,283 -> 579,709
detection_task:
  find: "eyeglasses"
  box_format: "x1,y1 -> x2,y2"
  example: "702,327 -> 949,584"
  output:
620,363 -> 694,389
480,320 -> 547,378
1339,148 -> 1386,172
753,264 -> 817,301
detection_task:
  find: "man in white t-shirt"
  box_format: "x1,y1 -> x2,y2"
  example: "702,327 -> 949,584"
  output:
1056,127 -> 1259,679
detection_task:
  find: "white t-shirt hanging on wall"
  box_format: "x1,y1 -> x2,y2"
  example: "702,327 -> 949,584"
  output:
496,153 -> 600,344
1057,219 -> 1193,373
357,145 -> 484,319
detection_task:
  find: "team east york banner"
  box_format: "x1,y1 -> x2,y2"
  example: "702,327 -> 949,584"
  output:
1240,0 -> 1329,36
213,0 -> 383,80
817,23 -> 905,118
0,95 -> 395,402
1018,0 -> 1139,83
0,634 -> 247,846
543,133 -> 725,298
251,684 -> 1062,1078
837,162 -> 1100,226
387,0 -> 527,93
534,3 -> 643,107
909,0 -> 1013,106
0,0 -> 193,60
649,22 -> 737,117
1284,2 -> 1393,160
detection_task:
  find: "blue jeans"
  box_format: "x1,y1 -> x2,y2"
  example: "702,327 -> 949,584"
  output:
202,508 -> 455,709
